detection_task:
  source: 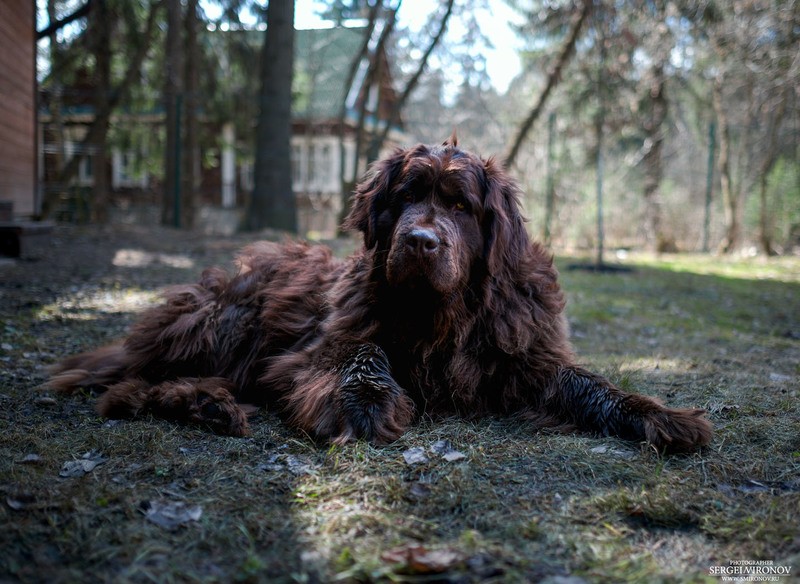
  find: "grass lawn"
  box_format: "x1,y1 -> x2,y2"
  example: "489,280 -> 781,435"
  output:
1,226 -> 798,583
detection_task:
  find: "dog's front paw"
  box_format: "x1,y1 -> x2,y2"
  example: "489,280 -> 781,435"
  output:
642,407 -> 712,453
193,389 -> 250,437
333,344 -> 414,445
182,378 -> 250,437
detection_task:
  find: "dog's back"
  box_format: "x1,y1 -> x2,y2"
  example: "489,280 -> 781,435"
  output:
48,240 -> 346,405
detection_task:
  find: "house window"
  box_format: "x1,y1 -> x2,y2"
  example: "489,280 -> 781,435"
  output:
309,142 -> 332,190
119,152 -> 133,183
240,161 -> 254,193
78,155 -> 93,186
289,139 -> 339,192
64,141 -> 93,186
112,149 -> 147,188
291,142 -> 305,188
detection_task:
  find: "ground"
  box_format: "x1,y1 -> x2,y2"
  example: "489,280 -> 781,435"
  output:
1,224 -> 798,583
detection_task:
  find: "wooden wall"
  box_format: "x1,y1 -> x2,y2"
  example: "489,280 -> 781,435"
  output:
0,0 -> 36,218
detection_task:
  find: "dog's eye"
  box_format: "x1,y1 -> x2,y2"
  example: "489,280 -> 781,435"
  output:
452,199 -> 467,212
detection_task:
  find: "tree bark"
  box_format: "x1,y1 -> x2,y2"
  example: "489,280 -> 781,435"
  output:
712,74 -> 740,253
757,90 -> 787,256
181,0 -> 200,230
37,0 -> 94,39
46,0 -> 67,199
641,63 -> 673,252
246,0 -> 296,233
90,0 -> 112,223
162,0 -> 184,226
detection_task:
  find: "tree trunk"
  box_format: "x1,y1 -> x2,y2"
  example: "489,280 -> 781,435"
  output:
46,0 -> 67,190
594,12 -> 607,269
712,75 -> 740,253
90,0 -> 112,223
162,0 -> 184,227
246,0 -> 296,233
181,0 -> 199,230
595,115 -> 605,268
642,63 -> 673,252
543,112 -> 556,247
757,90 -> 787,256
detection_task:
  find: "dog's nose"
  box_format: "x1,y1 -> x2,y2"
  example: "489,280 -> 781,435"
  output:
405,228 -> 440,255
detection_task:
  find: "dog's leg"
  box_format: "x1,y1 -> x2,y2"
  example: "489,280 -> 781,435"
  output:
333,343 -> 415,444
543,366 -> 712,453
98,377 -> 250,436
280,343 -> 414,445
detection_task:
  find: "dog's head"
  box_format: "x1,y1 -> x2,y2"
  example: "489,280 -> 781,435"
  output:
344,137 -> 529,296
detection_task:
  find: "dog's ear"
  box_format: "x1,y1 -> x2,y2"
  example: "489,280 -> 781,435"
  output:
481,157 -> 565,354
343,148 -> 406,249
481,157 -> 529,277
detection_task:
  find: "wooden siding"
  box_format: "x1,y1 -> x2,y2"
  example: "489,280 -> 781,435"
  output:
0,0 -> 36,217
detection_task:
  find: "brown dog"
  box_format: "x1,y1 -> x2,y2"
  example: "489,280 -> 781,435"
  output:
48,139 -> 712,453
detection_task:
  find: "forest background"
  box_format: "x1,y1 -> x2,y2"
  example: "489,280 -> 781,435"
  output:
36,0 -> 800,258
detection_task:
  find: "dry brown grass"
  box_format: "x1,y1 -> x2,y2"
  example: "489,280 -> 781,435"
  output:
1,225 -> 798,583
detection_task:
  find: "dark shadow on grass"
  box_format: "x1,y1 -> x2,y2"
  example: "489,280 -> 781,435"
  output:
566,261 -> 635,273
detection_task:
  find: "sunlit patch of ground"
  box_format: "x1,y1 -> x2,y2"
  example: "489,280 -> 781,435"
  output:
112,249 -> 195,269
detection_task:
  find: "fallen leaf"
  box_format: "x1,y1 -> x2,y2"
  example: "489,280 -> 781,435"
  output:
34,396 -> 58,407
256,452 -> 317,475
15,453 -> 42,464
381,544 -> 463,574
285,455 -> 316,475
430,440 -> 453,456
402,447 -> 429,465
409,548 -> 462,573
430,439 -> 466,461
590,445 -> 636,460
142,499 -> 202,530
59,451 -> 108,478
443,450 -> 466,462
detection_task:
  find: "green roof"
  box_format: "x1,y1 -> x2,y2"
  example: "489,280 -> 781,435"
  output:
293,27 -> 367,121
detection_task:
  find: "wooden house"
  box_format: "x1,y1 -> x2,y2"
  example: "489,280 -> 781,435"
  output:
38,25 -> 406,237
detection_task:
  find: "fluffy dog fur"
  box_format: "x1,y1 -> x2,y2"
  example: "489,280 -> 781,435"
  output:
48,139 -> 712,453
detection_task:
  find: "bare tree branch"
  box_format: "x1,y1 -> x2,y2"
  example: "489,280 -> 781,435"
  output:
503,0 -> 591,168
369,0 -> 455,160
37,0 -> 93,40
